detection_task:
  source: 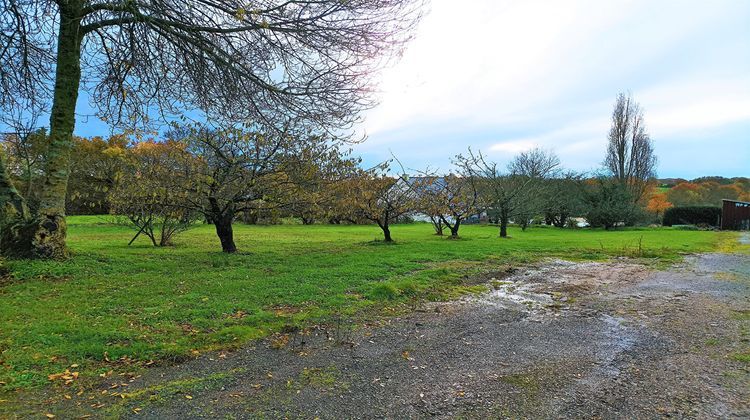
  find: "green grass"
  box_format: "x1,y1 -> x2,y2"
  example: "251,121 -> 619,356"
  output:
0,218 -> 738,397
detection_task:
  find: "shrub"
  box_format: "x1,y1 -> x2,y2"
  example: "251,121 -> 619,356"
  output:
663,206 -> 721,227
584,179 -> 644,229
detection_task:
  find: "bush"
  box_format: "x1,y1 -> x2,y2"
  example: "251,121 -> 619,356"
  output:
584,179 -> 644,229
663,206 -> 721,227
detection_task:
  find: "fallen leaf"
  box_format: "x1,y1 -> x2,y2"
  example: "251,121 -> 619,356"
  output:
185,395 -> 193,400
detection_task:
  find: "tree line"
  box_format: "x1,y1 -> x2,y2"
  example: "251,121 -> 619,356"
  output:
2,91 -> 662,254
0,0 -> 665,258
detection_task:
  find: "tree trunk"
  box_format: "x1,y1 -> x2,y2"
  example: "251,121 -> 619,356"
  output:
499,209 -> 509,238
25,9 -> 83,258
430,215 -> 444,235
213,214 -> 237,253
449,218 -> 461,238
381,222 -> 393,242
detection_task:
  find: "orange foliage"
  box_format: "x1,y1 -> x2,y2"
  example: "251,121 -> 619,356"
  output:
646,192 -> 672,215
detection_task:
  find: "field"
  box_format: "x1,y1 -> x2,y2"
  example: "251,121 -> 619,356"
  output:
0,217 -> 739,406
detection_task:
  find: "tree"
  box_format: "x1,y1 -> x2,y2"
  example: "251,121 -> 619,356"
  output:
415,174 -> 478,238
0,145 -> 31,258
163,124 -> 346,253
281,147 -> 360,225
0,0 -> 422,258
584,178 -> 642,229
646,191 -> 673,222
1,128 -> 48,213
109,140 -> 197,246
507,148 -> 561,231
604,92 -> 657,202
458,148 -> 559,238
541,172 -> 585,228
665,180 -> 748,207
342,167 -> 416,242
66,135 -> 129,215
412,176 -> 446,236
171,125 -> 286,253
666,182 -> 705,207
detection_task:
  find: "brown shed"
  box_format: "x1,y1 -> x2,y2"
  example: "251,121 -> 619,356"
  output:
721,199 -> 750,230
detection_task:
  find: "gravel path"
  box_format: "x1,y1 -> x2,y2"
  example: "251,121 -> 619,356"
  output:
103,252 -> 750,419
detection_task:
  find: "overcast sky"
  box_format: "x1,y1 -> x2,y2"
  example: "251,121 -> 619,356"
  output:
67,0 -> 749,178
353,0 -> 750,178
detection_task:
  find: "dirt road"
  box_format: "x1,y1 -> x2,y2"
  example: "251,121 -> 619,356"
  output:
113,251 -> 749,419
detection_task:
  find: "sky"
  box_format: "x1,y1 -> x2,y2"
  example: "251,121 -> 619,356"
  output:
352,0 -> 750,178
67,0 -> 750,179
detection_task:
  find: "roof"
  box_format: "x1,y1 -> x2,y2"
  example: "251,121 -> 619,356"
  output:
722,199 -> 750,205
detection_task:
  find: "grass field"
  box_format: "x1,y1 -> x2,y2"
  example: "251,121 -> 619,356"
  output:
0,216 -> 740,398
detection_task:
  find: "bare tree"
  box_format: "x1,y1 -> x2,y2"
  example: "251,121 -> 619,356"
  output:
604,92 -> 657,202
458,148 -> 559,238
0,0 -> 422,258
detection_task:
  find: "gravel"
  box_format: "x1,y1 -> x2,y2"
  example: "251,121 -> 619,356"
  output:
106,254 -> 750,419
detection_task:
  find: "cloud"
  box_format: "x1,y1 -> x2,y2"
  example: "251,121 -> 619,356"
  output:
353,0 -> 750,177
488,140 -> 538,154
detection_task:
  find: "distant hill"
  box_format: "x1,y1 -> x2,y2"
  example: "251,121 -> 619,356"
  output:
657,176 -> 750,189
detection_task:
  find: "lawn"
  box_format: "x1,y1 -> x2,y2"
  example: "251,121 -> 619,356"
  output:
0,217 -> 738,398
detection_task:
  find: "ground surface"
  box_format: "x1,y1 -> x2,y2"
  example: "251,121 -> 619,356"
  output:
1,220 -> 726,393
103,244 -> 749,418
0,222 -> 746,418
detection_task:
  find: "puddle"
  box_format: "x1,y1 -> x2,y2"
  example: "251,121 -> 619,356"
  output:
482,281 -> 553,312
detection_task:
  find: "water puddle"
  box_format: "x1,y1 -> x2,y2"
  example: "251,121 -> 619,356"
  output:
482,281 -> 554,311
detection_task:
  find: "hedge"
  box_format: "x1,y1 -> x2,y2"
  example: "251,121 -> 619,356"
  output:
663,206 -> 721,227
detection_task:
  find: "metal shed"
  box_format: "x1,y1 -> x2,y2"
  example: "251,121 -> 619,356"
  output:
721,199 -> 750,230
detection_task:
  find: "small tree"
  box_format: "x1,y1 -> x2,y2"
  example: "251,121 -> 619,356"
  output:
343,167 -> 416,242
281,147 -> 360,225
1,128 -> 48,213
541,173 -> 586,228
412,176 -> 445,235
458,148 -> 559,237
646,191 -> 673,222
162,124 -> 347,253
110,140 -> 198,246
584,178 -> 642,229
416,174 -> 478,238
66,135 -> 129,215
